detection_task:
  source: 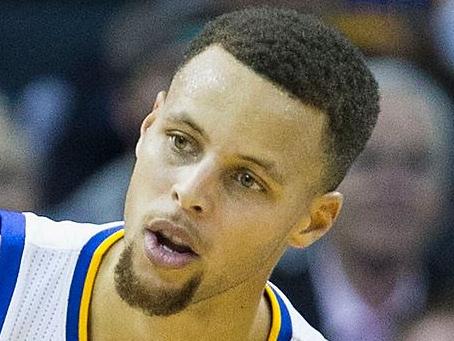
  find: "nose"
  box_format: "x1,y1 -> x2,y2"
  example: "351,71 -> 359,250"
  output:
171,161 -> 216,215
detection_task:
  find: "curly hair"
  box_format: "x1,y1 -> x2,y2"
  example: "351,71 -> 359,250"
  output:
182,7 -> 380,192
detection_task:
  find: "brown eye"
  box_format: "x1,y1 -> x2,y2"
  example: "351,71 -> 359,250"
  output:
172,135 -> 188,150
167,132 -> 198,156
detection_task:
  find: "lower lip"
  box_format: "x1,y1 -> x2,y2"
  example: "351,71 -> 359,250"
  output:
143,230 -> 198,269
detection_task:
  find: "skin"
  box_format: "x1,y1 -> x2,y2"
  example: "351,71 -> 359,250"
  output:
90,45 -> 343,340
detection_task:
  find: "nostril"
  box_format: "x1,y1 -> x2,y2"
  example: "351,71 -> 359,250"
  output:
172,187 -> 204,213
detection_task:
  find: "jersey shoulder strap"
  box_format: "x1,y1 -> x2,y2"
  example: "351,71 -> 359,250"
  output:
267,281 -> 327,340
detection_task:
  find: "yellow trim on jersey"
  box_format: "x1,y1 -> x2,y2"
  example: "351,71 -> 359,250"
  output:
265,283 -> 281,341
79,229 -> 125,341
76,235 -> 282,341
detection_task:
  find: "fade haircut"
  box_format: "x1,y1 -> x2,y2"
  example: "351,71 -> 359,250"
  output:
182,7 -> 380,192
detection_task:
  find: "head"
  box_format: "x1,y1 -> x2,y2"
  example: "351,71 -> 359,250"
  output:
332,59 -> 452,263
116,7 -> 379,316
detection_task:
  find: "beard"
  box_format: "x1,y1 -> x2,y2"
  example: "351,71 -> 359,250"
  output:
114,243 -> 202,316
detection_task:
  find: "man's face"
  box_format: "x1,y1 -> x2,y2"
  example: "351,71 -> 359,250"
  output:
334,89 -> 445,261
118,45 -> 327,315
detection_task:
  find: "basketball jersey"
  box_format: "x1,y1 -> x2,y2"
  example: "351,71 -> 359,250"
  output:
0,210 -> 326,341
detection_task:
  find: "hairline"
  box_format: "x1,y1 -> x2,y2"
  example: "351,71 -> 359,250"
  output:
174,43 -> 332,194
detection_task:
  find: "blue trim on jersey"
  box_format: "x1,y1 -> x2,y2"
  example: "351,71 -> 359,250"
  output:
0,210 -> 26,332
270,285 -> 293,341
66,226 -> 123,341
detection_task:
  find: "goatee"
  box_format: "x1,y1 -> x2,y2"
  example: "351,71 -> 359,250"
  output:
114,243 -> 202,316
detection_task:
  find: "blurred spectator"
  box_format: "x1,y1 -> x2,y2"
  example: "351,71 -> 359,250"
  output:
1,1 -> 449,211
15,76 -> 75,168
324,0 -> 434,62
400,284 -> 454,341
0,2 -> 127,208
0,93 -> 38,211
271,58 -> 454,341
328,12 -> 417,57
401,310 -> 454,341
432,0 -> 454,75
2,3 -> 453,336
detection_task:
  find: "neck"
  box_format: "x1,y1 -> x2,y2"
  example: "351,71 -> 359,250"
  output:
89,239 -> 271,341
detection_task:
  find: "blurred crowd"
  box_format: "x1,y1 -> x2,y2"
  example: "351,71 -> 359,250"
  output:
1,1 -> 454,340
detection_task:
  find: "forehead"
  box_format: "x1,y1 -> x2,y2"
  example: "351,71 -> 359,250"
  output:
171,45 -> 309,117
164,45 -> 327,187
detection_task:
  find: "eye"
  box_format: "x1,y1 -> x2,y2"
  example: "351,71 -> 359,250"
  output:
168,132 -> 198,155
173,134 -> 188,150
236,171 -> 265,192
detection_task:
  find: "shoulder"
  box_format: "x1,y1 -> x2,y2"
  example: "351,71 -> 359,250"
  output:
0,210 -> 123,251
0,211 -> 124,339
0,210 -> 124,256
267,282 -> 327,341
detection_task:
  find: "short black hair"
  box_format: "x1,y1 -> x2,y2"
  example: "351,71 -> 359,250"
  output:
183,7 -> 379,193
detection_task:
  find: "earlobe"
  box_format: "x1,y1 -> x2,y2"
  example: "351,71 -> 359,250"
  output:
288,191 -> 343,248
136,90 -> 167,157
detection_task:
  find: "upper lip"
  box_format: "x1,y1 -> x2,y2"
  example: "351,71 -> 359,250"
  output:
144,218 -> 201,255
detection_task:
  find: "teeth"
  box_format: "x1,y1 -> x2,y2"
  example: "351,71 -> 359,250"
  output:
156,229 -> 195,254
171,236 -> 184,245
161,231 -> 185,246
162,244 -> 175,253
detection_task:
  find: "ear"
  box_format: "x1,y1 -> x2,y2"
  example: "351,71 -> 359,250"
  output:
136,91 -> 167,157
288,191 -> 343,248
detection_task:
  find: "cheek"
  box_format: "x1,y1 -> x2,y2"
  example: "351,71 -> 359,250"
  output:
204,210 -> 287,287
125,141 -> 173,229
211,199 -> 291,260
136,138 -> 174,190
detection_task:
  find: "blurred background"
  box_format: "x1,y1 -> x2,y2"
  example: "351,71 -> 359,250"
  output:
1,1 -> 454,340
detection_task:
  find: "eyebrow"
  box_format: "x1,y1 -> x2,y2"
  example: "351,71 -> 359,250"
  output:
167,111 -> 284,185
238,154 -> 285,185
167,111 -> 208,141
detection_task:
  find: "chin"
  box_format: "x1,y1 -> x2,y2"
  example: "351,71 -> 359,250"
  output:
114,242 -> 204,316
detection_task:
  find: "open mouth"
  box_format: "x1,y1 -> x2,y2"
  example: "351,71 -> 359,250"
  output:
143,220 -> 199,269
155,230 -> 196,255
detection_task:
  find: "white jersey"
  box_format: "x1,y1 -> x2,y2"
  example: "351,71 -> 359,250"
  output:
0,210 -> 326,341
